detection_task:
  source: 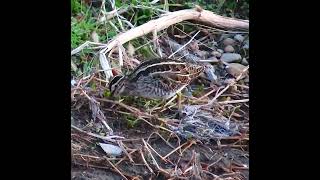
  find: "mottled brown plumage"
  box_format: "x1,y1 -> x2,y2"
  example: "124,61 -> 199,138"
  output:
109,58 -> 204,99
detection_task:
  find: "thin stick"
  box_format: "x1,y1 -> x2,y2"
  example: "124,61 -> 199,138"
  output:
71,125 -> 124,142
181,140 -> 197,154
118,45 -> 123,66
196,88 -> 217,101
207,157 -> 223,168
71,41 -> 107,55
147,132 -> 175,149
197,59 -> 220,63
115,149 -> 138,166
206,66 -> 249,106
117,141 -> 134,163
72,154 -> 102,159
174,26 -> 215,51
105,158 -> 129,180
235,84 -> 249,89
203,170 -> 220,179
163,141 -> 190,159
143,139 -> 168,163
218,99 -> 249,104
93,77 -> 108,83
168,31 -> 200,58
139,148 -> 154,174
162,95 -> 177,110
142,140 -> 161,169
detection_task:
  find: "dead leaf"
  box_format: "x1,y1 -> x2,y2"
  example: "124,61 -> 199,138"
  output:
226,63 -> 248,78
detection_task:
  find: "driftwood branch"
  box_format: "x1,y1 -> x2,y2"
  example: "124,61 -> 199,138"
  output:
101,8 -> 249,54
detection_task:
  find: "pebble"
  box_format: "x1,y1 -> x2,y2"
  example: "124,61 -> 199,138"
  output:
220,53 -> 242,63
243,40 -> 249,50
224,45 -> 235,53
223,38 -> 236,46
217,49 -> 224,54
234,34 -> 245,42
204,64 -> 217,81
211,51 -> 222,58
71,79 -> 77,86
244,77 -> 249,83
241,58 -> 248,65
226,63 -> 248,78
196,50 -> 207,58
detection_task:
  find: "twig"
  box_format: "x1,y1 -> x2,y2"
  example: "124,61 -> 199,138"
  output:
217,144 -> 248,148
206,66 -> 249,106
99,52 -> 113,80
100,8 -> 249,54
96,98 -> 177,128
142,139 -> 162,170
114,149 -> 138,166
218,99 -> 249,105
195,87 -> 218,101
71,125 -> 124,142
143,139 -> 168,163
133,5 -> 169,13
174,25 -> 215,51
163,37 -> 201,63
106,158 -> 129,180
119,15 -> 135,28
163,141 -> 191,159
207,157 -> 223,168
139,148 -> 154,174
117,141 -> 134,163
108,21 -> 120,32
108,0 -> 124,31
235,84 -> 249,89
71,41 -> 106,55
202,170 -> 220,179
105,7 -> 129,20
168,31 -> 200,58
118,45 -> 123,66
147,132 -> 175,149
73,154 -> 102,160
183,21 -> 249,34
161,95 -> 178,111
181,140 -> 197,154
197,59 -> 220,63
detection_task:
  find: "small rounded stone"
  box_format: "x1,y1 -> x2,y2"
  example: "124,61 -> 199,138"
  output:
224,45 -> 235,53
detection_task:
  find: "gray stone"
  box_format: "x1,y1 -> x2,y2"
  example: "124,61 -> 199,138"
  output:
243,40 -> 249,50
234,34 -> 245,42
224,45 -> 235,53
217,49 -> 224,54
241,58 -> 248,65
212,51 -> 222,58
223,38 -> 236,46
220,53 -> 242,63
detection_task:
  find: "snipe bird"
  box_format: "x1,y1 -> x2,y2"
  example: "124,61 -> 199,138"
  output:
109,58 -> 204,100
